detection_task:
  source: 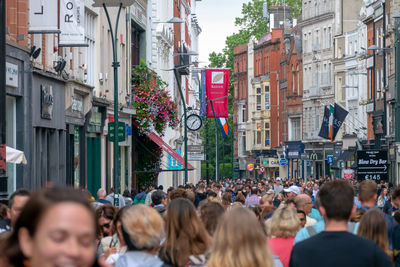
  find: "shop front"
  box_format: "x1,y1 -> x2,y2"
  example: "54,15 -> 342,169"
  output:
86,97 -> 108,196
31,71 -> 66,189
3,44 -> 31,196
261,158 -> 280,178
65,81 -> 93,189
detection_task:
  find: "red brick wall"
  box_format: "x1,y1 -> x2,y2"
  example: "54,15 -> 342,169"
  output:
254,29 -> 283,148
366,21 -> 374,140
6,0 -> 29,47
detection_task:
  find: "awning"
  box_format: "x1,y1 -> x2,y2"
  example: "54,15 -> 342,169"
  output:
146,132 -> 195,170
6,146 -> 27,164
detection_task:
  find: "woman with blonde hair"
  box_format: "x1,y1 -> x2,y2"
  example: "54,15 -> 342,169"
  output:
357,208 -> 393,260
267,206 -> 300,267
208,207 -> 282,267
159,198 -> 211,267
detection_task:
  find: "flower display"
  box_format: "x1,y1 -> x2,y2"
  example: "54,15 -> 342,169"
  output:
132,61 -> 179,135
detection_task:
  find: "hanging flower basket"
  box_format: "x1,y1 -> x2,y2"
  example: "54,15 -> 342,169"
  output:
132,61 -> 179,135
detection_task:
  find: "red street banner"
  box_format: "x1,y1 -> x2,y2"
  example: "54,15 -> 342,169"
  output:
206,69 -> 230,118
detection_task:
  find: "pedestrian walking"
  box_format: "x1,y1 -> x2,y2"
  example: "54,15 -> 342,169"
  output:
159,198 -> 211,267
0,187 -> 108,267
268,206 -> 300,267
115,205 -> 165,267
208,207 -> 282,267
289,180 -> 393,267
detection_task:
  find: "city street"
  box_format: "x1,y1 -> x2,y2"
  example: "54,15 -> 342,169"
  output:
1,0 -> 400,266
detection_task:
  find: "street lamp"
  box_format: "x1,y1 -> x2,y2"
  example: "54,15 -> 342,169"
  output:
93,0 -> 134,207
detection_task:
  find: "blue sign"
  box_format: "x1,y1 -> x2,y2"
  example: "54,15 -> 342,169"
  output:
285,141 -> 304,159
327,155 -> 334,164
168,150 -> 182,170
307,160 -> 310,166
280,158 -> 287,166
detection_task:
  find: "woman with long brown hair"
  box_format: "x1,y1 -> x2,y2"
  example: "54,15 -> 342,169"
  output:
357,208 -> 393,260
159,198 -> 211,267
208,207 -> 280,267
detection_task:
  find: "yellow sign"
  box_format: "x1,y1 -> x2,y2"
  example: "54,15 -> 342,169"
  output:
247,164 -> 255,171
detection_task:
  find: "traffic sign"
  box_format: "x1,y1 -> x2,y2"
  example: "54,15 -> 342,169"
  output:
108,122 -> 126,142
259,166 -> 265,173
327,155 -> 334,164
279,158 -> 287,166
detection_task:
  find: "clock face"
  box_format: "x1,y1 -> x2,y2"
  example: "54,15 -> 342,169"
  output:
186,114 -> 202,131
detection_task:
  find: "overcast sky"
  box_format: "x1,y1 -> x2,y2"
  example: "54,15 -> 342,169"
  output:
196,0 -> 249,67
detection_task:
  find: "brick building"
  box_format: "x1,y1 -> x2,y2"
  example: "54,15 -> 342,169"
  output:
233,43 -> 248,177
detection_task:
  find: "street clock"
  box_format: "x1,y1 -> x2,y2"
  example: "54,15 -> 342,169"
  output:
186,114 -> 202,131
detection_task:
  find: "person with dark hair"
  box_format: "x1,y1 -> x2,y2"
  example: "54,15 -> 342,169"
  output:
151,190 -> 167,215
158,185 -> 164,191
289,180 -> 393,267
95,204 -> 118,239
198,201 -> 225,236
133,186 -> 147,205
122,189 -> 132,207
159,198 -> 211,267
0,203 -> 7,220
245,187 -> 261,207
0,187 -> 100,267
194,183 -> 207,208
169,188 -> 189,201
296,210 -> 307,228
357,180 -> 396,250
0,189 -> 30,234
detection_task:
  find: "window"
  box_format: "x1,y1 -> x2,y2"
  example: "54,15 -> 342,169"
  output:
314,114 -> 320,132
265,92 -> 270,110
257,131 -> 262,145
265,130 -> 270,146
265,122 -> 270,129
242,106 -> 246,123
291,117 -> 301,141
327,27 -> 332,48
349,42 -> 352,55
256,87 -> 261,110
304,34 -> 308,53
85,11 -> 96,86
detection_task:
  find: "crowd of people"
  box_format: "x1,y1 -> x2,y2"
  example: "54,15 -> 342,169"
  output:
0,176 -> 399,267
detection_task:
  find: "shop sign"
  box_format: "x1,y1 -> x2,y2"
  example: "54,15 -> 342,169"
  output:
41,85 -> 54,120
6,62 -> 18,88
71,97 -> 83,112
247,164 -> 255,171
344,169 -> 353,179
108,121 -> 126,142
262,158 -> 280,167
188,145 -> 204,153
357,150 -> 388,182
168,150 -> 182,170
188,153 -> 205,161
366,102 -> 374,113
366,56 -> 374,69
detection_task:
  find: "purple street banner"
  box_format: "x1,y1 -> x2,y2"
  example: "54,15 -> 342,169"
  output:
200,70 -> 206,117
